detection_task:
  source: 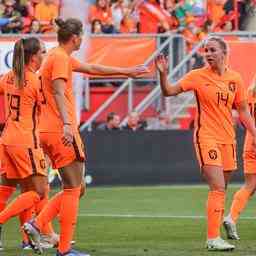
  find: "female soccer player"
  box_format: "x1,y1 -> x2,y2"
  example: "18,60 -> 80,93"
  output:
156,36 -> 256,251
0,37 -> 47,253
24,17 -> 148,256
223,77 -> 256,240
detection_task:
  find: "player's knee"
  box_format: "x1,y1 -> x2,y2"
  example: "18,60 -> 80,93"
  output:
211,184 -> 225,192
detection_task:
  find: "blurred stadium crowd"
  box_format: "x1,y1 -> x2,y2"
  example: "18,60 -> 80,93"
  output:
0,0 -> 60,33
0,0 -> 255,36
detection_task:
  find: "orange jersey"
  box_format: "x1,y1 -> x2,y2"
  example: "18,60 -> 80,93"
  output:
0,137 -> 3,171
180,66 -> 246,144
244,93 -> 256,152
39,47 -> 83,132
0,70 -> 42,148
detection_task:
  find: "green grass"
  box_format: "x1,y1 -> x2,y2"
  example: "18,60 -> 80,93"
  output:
2,185 -> 256,255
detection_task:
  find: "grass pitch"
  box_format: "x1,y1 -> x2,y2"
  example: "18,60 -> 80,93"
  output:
2,185 -> 256,256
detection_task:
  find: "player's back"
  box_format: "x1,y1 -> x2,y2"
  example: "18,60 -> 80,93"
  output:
0,70 -> 41,148
39,46 -> 77,132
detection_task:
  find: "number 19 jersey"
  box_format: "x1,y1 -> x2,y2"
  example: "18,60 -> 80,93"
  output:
0,70 -> 42,148
179,66 -> 246,144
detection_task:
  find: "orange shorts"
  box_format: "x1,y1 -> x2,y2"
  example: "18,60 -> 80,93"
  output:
39,132 -> 86,169
2,145 -> 47,179
194,143 -> 237,171
243,151 -> 256,174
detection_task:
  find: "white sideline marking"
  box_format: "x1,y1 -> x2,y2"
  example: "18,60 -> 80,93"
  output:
78,213 -> 256,219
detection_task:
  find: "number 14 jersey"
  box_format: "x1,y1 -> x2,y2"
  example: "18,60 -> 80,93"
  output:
0,69 -> 42,148
179,66 -> 247,144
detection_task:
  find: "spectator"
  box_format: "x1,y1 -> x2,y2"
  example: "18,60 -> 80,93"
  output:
1,0 -> 22,33
16,1 -> 33,33
181,15 -> 200,51
135,0 -> 171,33
97,112 -> 121,130
214,10 -> 236,31
147,112 -> 172,130
120,6 -> 137,33
89,0 -> 115,33
122,111 -> 144,131
197,19 -> 214,40
29,18 -> 41,33
172,0 -> 194,30
91,18 -> 103,33
207,0 -> 226,26
111,0 -> 125,31
34,0 -> 59,33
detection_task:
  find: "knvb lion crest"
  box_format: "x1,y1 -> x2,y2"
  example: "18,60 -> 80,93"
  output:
208,149 -> 217,160
228,82 -> 236,92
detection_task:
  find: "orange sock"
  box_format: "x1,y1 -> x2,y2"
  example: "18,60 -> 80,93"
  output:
207,190 -> 225,239
0,185 -> 16,211
229,187 -> 251,223
35,191 -> 62,231
36,196 -> 55,235
58,186 -> 81,254
19,207 -> 35,243
0,191 -> 40,224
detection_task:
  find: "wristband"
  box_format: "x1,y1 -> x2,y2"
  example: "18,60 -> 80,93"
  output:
64,123 -> 71,125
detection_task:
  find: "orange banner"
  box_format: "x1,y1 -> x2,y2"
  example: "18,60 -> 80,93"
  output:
227,39 -> 256,88
85,37 -> 157,78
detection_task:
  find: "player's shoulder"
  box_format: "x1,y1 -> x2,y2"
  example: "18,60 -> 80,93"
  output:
227,68 -> 242,81
1,70 -> 14,82
48,47 -> 68,60
186,67 -> 207,77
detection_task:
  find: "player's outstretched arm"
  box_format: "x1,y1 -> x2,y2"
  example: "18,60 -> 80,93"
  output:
73,63 -> 149,78
156,55 -> 182,96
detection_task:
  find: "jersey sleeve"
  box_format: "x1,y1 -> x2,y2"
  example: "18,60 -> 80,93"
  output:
70,57 -> 83,71
178,70 -> 198,92
234,74 -> 247,105
51,53 -> 70,81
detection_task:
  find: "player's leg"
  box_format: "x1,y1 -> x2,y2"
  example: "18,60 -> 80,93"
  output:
223,145 -> 253,240
194,143 -> 235,251
223,173 -> 256,240
0,174 -> 17,250
0,175 -> 16,212
24,132 -> 89,256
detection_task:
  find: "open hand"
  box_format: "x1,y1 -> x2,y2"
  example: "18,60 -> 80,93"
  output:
155,54 -> 168,73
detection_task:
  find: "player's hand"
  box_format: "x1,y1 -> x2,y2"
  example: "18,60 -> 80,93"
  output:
125,65 -> 149,78
155,54 -> 168,73
62,124 -> 74,146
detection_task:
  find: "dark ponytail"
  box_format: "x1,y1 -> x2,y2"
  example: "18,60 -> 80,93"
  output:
12,37 -> 41,89
55,17 -> 83,43
12,39 -> 25,89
